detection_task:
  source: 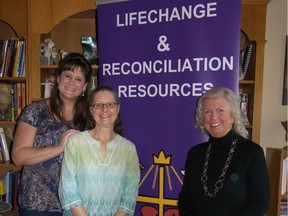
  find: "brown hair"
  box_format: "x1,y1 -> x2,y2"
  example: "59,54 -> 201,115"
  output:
50,53 -> 92,130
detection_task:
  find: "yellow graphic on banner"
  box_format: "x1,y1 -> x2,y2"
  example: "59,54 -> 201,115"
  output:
138,150 -> 183,216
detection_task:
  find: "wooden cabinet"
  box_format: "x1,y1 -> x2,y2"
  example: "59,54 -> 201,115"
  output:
266,147 -> 288,216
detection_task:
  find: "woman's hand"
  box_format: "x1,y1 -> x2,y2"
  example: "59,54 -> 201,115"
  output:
114,210 -> 128,216
57,129 -> 79,152
71,205 -> 88,216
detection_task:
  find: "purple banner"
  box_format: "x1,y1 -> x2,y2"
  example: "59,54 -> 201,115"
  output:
97,0 -> 241,215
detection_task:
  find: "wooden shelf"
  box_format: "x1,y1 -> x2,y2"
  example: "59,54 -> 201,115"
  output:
239,80 -> 255,85
40,64 -> 98,69
0,121 -> 16,125
0,77 -> 26,82
266,147 -> 288,216
0,162 -> 22,177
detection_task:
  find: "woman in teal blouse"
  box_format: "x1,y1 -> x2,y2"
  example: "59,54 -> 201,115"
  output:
59,86 -> 140,216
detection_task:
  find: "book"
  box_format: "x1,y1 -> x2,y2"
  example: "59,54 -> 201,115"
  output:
0,40 -> 9,77
16,83 -> 22,117
11,170 -> 21,211
18,40 -> 26,77
240,41 -> 256,80
4,39 -> 17,77
0,127 -> 10,163
4,169 -> 14,204
11,38 -> 25,77
10,86 -> 15,122
281,157 -> 288,195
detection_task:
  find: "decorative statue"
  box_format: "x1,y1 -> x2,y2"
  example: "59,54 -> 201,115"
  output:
50,46 -> 58,65
40,38 -> 56,65
41,76 -> 54,98
59,49 -> 68,60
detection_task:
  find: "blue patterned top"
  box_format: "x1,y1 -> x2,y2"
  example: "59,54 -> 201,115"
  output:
59,131 -> 140,216
18,100 -> 73,212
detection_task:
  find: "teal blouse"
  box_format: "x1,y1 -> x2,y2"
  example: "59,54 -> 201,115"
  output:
59,131 -> 140,216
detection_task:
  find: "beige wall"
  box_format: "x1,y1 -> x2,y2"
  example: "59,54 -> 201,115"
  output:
261,0 -> 288,150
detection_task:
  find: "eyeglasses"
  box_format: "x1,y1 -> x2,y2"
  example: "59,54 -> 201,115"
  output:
91,102 -> 118,109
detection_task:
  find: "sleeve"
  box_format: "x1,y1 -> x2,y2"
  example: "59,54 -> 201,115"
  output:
19,101 -> 41,127
236,146 -> 270,216
178,150 -> 195,216
58,138 -> 83,210
118,143 -> 140,215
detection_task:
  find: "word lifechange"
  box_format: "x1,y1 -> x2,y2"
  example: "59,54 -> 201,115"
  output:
118,82 -> 214,98
117,2 -> 217,27
102,56 -> 234,76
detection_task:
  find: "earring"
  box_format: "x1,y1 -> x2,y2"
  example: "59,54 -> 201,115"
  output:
82,91 -> 85,97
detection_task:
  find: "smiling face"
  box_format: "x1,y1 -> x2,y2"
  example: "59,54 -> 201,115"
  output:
202,96 -> 235,138
57,66 -> 87,101
90,90 -> 120,130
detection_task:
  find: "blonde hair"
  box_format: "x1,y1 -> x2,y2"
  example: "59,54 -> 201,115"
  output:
194,87 -> 248,138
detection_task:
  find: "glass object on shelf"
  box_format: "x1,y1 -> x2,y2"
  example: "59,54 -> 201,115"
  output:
239,93 -> 250,125
81,36 -> 98,65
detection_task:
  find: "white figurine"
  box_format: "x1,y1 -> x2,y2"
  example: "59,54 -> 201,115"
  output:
50,46 -> 58,65
40,38 -> 56,65
41,76 -> 54,98
59,49 -> 68,60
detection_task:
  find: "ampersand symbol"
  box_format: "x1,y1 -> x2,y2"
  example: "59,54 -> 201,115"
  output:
157,35 -> 170,52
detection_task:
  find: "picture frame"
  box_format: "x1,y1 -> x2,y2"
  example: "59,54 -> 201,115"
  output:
282,35 -> 287,105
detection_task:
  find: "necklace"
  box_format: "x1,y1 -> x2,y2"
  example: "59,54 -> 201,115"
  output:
91,129 -> 115,143
201,139 -> 238,198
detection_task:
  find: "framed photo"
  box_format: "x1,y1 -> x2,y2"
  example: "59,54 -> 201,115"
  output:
282,35 -> 288,105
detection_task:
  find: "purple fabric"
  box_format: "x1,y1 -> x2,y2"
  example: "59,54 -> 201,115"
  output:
98,0 -> 241,214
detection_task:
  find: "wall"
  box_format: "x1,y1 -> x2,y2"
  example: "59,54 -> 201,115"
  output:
261,0 -> 287,150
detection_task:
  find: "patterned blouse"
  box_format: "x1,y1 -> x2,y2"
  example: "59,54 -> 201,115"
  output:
59,131 -> 140,216
18,100 -> 73,212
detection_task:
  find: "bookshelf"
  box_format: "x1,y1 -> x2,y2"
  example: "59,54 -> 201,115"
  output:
240,0 -> 270,142
0,4 -> 27,169
266,147 -> 288,216
0,3 -> 27,215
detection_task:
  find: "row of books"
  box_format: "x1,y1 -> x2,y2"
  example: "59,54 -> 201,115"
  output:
3,169 -> 21,212
0,37 -> 26,78
0,83 -> 26,122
